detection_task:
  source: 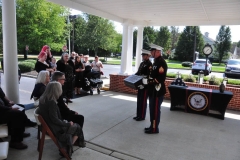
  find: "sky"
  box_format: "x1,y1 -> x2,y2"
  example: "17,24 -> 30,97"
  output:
71,9 -> 240,42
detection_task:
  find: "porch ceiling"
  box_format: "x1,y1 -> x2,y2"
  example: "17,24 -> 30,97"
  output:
48,0 -> 240,26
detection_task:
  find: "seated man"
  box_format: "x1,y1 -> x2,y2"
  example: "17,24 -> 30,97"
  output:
51,71 -> 84,128
0,87 -> 37,149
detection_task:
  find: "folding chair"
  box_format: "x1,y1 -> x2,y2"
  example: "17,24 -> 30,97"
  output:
34,108 -> 71,160
34,108 -> 51,151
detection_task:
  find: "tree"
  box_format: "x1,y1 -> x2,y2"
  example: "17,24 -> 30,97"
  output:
0,5 -> 3,54
237,40 -> 240,47
175,26 -> 204,61
155,26 -> 171,52
143,35 -> 151,50
143,27 -> 156,44
133,29 -> 138,57
82,13 -> 116,56
16,0 -> 69,54
73,15 -> 87,54
170,26 -> 180,50
132,27 -> 156,56
214,25 -> 231,64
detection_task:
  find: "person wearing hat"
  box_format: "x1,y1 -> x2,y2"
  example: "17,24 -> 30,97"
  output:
133,49 -> 152,121
142,44 -> 167,134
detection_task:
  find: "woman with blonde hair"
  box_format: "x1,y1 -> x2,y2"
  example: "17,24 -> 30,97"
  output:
38,82 -> 85,157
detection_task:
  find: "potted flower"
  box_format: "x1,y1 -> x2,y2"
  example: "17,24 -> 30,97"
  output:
209,75 -> 216,85
183,74 -> 196,83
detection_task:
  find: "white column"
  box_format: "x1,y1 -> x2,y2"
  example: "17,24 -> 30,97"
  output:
125,25 -> 133,75
2,0 -> 19,103
135,26 -> 144,72
119,24 -> 128,74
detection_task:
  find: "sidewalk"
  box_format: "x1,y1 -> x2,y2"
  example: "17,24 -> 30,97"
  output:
2,74 -> 240,160
6,91 -> 240,160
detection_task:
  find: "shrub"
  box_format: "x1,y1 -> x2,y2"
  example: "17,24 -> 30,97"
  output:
228,79 -> 240,85
208,75 -> 216,82
213,79 -> 221,85
19,62 -> 35,73
182,61 -> 192,67
24,59 -> 37,64
183,74 -> 196,82
100,59 -> 106,63
167,73 -> 176,78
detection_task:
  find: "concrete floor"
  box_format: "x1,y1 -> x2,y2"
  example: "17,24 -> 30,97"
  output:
6,91 -> 240,160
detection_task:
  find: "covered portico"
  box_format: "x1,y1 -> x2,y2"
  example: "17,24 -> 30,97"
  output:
2,0 -> 240,102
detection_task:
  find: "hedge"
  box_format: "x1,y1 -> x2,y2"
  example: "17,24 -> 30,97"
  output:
18,62 -> 35,73
24,59 -> 37,65
182,61 -> 193,67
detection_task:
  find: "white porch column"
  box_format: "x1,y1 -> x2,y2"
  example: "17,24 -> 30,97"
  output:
135,26 -> 144,72
119,24 -> 128,74
2,0 -> 19,103
125,25 -> 133,74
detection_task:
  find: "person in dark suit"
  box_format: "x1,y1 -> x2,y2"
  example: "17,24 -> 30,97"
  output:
57,53 -> 75,103
51,71 -> 84,128
38,82 -> 85,157
133,49 -> 152,121
143,44 -> 168,134
74,56 -> 85,95
0,87 -> 37,149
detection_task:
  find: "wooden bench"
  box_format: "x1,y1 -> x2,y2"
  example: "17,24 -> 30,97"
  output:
0,125 -> 8,138
0,125 -> 9,160
0,142 -> 9,160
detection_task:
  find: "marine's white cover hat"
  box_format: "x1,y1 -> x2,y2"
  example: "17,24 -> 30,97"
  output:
149,43 -> 164,51
141,49 -> 151,55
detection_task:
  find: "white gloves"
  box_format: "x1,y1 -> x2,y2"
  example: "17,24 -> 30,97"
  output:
138,85 -> 144,89
142,78 -> 148,85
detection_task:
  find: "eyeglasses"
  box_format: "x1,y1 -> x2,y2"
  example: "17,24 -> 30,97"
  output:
58,78 -> 66,80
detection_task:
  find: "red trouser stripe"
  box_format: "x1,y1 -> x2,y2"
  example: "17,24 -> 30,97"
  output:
141,90 -> 147,118
154,98 -> 159,132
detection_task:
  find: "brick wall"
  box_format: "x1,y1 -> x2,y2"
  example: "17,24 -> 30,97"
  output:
109,74 -> 240,111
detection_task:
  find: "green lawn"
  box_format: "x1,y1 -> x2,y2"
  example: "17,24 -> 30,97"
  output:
167,63 -> 191,69
211,66 -> 225,72
0,55 -> 227,73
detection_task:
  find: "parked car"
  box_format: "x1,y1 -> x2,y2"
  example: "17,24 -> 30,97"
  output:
191,59 -> 212,75
225,59 -> 240,78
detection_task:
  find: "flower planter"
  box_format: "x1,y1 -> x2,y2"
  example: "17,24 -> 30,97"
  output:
209,81 -> 214,85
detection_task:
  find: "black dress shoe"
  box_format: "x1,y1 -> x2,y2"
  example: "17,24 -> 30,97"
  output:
144,127 -> 151,131
90,90 -> 93,95
23,132 -> 30,138
145,129 -> 159,134
10,142 -> 28,150
25,121 -> 37,127
133,117 -> 138,120
135,117 -> 145,121
67,99 -> 73,103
